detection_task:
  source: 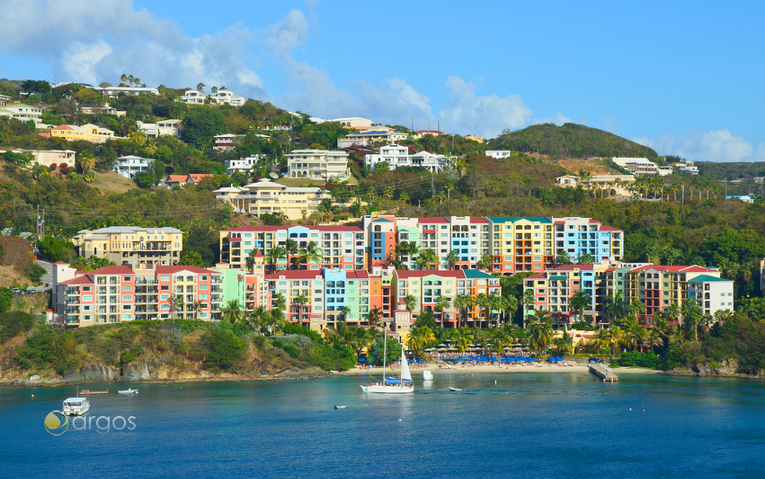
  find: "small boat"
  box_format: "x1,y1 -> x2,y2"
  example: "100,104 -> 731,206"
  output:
360,325 -> 414,394
448,387 -> 462,392
118,388 -> 139,395
62,397 -> 91,416
79,389 -> 108,395
334,405 -> 348,409
422,370 -> 433,381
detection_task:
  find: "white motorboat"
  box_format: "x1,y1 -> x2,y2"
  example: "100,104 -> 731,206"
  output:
118,388 -> 139,395
360,325 -> 414,394
448,387 -> 462,392
422,370 -> 433,381
62,397 -> 90,416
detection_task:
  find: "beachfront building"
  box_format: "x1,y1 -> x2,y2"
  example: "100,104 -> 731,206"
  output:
0,103 -> 42,125
212,178 -> 332,220
219,224 -> 366,272
286,149 -> 350,181
393,269 -> 501,328
523,262 -> 732,328
50,124 -> 117,143
72,226 -> 183,272
687,275 -> 735,317
136,119 -> 181,138
523,262 -> 611,327
337,127 -> 408,148
53,264 -> 223,327
113,155 -> 155,179
623,265 -> 730,326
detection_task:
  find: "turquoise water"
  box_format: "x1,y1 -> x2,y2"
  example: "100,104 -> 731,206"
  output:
1,372 -> 764,478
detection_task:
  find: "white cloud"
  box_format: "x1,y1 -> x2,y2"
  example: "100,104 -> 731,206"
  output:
265,9 -> 310,60
0,0 -> 262,93
637,129 -> 763,162
439,77 -> 533,138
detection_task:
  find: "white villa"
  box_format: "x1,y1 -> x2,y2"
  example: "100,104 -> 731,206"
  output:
286,149 -> 350,181
113,155 -> 155,179
485,150 -> 513,159
556,174 -> 635,195
337,127 -> 408,148
225,155 -> 263,176
364,144 -> 451,172
180,89 -> 245,107
136,119 -> 181,138
0,103 -> 42,125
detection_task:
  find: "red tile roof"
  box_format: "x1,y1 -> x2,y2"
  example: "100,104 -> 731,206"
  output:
396,270 -> 465,279
60,276 -> 94,285
265,270 -> 324,280
85,265 -> 135,275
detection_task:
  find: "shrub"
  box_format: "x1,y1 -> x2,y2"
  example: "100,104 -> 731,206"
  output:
616,351 -> 660,369
200,327 -> 247,371
0,311 -> 37,341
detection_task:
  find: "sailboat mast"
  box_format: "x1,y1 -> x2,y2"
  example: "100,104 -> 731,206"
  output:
382,323 -> 387,381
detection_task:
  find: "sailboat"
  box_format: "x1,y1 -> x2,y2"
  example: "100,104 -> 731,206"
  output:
360,326 -> 414,394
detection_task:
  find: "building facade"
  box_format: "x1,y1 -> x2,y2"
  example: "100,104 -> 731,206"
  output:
286,149 -> 350,181
72,226 -> 183,272
213,178 -> 332,220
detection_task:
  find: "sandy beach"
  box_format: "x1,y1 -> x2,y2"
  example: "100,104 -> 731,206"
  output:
341,362 -> 659,376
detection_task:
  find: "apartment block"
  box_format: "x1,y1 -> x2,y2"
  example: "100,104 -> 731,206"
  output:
220,224 -> 366,272
72,226 -> 183,272
286,149 -> 350,181
213,178 -> 332,220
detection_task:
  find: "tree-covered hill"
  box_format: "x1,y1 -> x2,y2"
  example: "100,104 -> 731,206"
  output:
488,123 -> 659,159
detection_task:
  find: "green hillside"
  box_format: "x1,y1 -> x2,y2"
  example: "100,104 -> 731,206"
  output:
488,123 -> 658,159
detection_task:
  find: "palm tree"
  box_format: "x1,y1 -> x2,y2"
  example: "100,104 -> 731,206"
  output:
477,253 -> 493,271
169,294 -> 183,321
292,294 -> 309,325
339,305 -> 352,323
266,245 -> 286,272
402,294 -> 418,313
284,239 -> 299,269
446,249 -> 460,270
407,325 -> 436,358
569,289 -> 592,325
416,248 -> 438,270
221,299 -> 245,325
297,241 -> 322,269
603,292 -> 629,326
367,306 -> 384,326
525,310 -> 554,356
434,296 -> 451,326
453,294 -> 473,329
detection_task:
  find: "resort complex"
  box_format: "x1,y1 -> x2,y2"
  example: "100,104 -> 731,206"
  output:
50,215 -> 734,334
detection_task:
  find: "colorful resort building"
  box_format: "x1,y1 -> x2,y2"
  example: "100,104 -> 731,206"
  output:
50,217 -> 735,333
523,263 -> 734,328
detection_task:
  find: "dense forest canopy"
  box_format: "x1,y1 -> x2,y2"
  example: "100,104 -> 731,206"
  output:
488,123 -> 659,159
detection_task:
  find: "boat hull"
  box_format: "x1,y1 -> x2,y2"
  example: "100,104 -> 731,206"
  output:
360,384 -> 414,394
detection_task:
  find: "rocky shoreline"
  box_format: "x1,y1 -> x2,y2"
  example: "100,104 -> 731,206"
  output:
0,360 -> 332,387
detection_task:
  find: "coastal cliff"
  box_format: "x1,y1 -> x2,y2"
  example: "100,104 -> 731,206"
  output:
0,319 -> 351,387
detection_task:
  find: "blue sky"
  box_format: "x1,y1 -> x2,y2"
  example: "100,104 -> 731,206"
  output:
1,0 -> 763,162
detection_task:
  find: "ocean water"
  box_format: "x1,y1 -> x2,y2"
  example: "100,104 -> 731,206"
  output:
1,371 -> 763,479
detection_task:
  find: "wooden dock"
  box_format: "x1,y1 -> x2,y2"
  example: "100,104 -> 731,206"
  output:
588,363 -> 618,382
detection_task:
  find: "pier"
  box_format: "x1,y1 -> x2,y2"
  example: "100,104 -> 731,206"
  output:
588,363 -> 618,382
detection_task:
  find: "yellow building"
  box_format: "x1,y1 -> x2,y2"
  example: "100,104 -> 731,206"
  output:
50,123 -> 116,143
213,178 -> 332,221
72,226 -> 184,272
